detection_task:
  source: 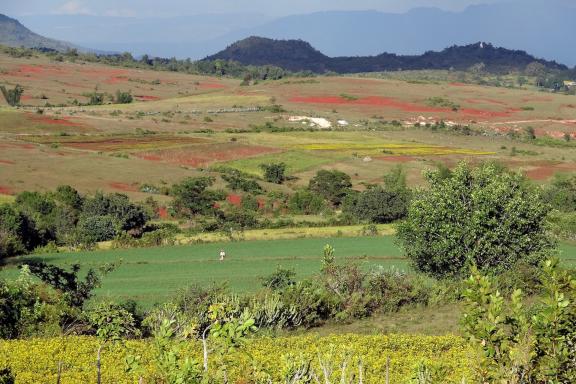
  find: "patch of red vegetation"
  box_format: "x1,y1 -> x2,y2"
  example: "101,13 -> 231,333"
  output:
289,96 -> 448,113
227,194 -> 242,207
157,206 -> 169,219
135,95 -> 160,101
108,182 -> 139,192
0,159 -> 15,165
0,186 -> 14,195
26,113 -> 84,127
374,155 -> 415,163
197,82 -> 226,89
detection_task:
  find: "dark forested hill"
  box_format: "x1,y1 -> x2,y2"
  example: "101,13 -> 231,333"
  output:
0,13 -> 76,52
206,36 -> 568,74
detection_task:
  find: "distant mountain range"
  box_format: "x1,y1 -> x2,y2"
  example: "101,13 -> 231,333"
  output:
15,1 -> 576,67
0,13 -> 77,52
207,36 -> 567,74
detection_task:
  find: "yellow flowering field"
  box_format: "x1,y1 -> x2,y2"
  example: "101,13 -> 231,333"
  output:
0,334 -> 473,383
295,142 -> 495,156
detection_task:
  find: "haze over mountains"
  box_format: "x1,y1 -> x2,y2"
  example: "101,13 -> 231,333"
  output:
0,13 -> 77,52
10,0 -> 576,67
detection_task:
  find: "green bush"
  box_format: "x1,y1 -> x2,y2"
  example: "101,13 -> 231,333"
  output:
397,162 -> 553,278
0,85 -> 23,106
115,90 -> 133,104
309,170 -> 352,206
344,186 -> 409,223
462,259 -> 575,383
260,162 -> 287,184
287,190 -> 325,215
76,215 -> 117,243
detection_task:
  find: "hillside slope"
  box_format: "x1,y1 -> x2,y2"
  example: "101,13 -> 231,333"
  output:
0,13 -> 76,51
206,37 -> 567,74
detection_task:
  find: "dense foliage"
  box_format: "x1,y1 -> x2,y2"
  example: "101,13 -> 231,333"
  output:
462,259 -> 575,383
397,162 -> 553,278
0,187 -> 149,259
309,170 -> 352,206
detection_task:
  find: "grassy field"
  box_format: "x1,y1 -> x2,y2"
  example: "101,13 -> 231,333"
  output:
2,236 -> 404,306
2,236 -> 575,307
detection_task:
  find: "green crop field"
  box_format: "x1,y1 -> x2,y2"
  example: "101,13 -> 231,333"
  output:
2,236 -> 405,306
2,236 -> 575,307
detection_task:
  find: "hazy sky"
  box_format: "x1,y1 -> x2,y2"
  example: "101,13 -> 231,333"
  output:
3,0 -> 509,17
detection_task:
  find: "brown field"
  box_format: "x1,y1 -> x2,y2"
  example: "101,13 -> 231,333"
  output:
1,50 -> 575,198
135,142 -> 283,167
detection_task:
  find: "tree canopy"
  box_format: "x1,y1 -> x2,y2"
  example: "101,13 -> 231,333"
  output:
397,162 -> 553,278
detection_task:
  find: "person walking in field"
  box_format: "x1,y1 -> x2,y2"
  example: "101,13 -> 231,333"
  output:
219,249 -> 226,261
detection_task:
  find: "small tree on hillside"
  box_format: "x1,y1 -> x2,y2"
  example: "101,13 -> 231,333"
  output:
115,90 -> 133,104
0,85 -> 23,106
397,162 -> 553,278
260,162 -> 287,184
170,177 -> 223,217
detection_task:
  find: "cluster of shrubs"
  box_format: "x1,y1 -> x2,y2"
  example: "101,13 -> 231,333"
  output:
0,186 -> 150,258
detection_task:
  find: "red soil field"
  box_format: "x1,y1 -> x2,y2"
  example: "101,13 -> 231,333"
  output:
104,76 -> 129,85
197,82 -> 226,89
109,182 -> 139,192
460,107 -> 519,118
0,186 -> 14,195
54,136 -> 206,152
7,64 -> 66,78
0,143 -> 36,150
139,154 -> 163,161
74,67 -> 129,79
136,144 -> 282,167
449,82 -> 467,87
135,95 -> 161,101
26,113 -> 84,127
289,95 -> 448,113
522,96 -> 553,102
227,194 -> 242,207
0,159 -> 15,165
374,155 -> 415,163
524,167 -> 557,180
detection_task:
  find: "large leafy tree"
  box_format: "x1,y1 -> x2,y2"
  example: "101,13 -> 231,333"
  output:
397,162 -> 553,278
309,170 -> 352,206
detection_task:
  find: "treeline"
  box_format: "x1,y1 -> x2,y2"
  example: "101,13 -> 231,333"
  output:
2,163 -> 575,259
